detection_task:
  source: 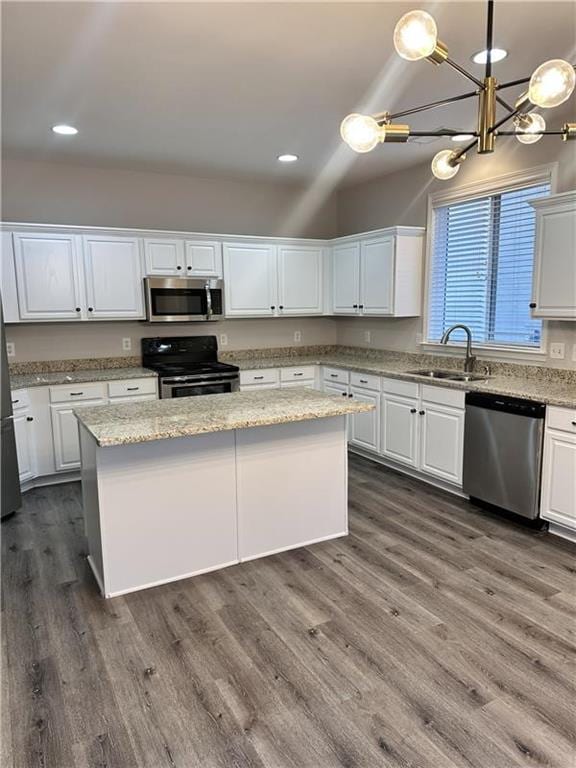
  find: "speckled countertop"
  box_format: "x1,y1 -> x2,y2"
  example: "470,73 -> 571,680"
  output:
76,388 -> 373,447
11,367 -> 157,390
231,353 -> 576,409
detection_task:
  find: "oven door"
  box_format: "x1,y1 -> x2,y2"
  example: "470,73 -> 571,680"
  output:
145,277 -> 222,322
161,375 -> 240,398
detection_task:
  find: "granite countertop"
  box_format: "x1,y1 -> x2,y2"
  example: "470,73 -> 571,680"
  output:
11,367 -> 157,390
76,388 -> 374,447
231,354 -> 576,409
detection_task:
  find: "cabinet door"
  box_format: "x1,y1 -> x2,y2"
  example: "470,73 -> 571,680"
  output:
324,382 -> 351,439
277,246 -> 323,315
332,243 -> 360,314
144,239 -> 185,276
532,200 -> 576,318
185,241 -> 222,277
541,429 -> 576,530
83,236 -> 144,319
419,402 -> 464,485
223,243 -> 277,316
360,237 -> 393,315
381,394 -> 418,467
349,388 -> 380,452
13,411 -> 37,483
13,233 -> 84,320
51,400 -> 106,472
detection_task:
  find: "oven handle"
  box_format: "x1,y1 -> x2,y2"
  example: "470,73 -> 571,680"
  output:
206,283 -> 213,320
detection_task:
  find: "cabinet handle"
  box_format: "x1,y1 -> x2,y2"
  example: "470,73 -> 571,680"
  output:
88,307 -> 94,312
270,306 -> 275,310
330,374 -> 338,378
348,393 -> 353,398
70,392 -> 84,396
127,387 -> 139,391
353,304 -> 358,309
341,391 -> 347,397
177,265 -> 182,270
279,305 -> 284,310
75,307 -> 81,312
26,416 -> 33,422
529,302 -> 537,308
419,410 -> 425,416
186,265 -> 192,270
410,408 -> 417,414
294,373 -> 303,377
359,304 -> 364,309
254,376 -> 264,380
572,421 -> 576,426
360,379 -> 368,384
12,399 -> 19,404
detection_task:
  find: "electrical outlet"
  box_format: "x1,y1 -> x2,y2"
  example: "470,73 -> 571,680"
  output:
364,330 -> 371,344
550,342 -> 565,360
6,342 -> 15,357
122,337 -> 132,352
294,331 -> 302,343
572,344 -> 576,362
220,333 -> 228,346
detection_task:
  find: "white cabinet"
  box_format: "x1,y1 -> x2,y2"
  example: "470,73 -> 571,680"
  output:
331,228 -> 423,317
1,232 -> 20,322
541,407 -> 576,533
277,246 -> 323,315
12,391 -> 37,483
530,191 -> 576,319
332,243 -> 360,314
223,243 -> 277,316
51,399 -> 106,472
82,236 -> 144,319
144,239 -> 222,278
381,393 -> 419,468
349,387 -> 380,452
419,400 -> 464,485
13,233 -> 84,321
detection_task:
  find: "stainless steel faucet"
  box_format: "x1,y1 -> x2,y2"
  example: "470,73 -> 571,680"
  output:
440,324 -> 476,372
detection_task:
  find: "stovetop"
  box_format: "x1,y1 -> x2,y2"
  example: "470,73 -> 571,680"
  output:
148,361 -> 239,378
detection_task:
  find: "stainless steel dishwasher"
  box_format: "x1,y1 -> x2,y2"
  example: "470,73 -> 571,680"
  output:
463,392 -> 546,520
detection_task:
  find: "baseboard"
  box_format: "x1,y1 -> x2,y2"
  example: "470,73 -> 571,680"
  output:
547,522 -> 576,543
21,471 -> 80,493
348,446 -> 466,498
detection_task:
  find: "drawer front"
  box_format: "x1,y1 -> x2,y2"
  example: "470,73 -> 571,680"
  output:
11,389 -> 30,410
49,382 -> 107,403
382,377 -> 419,399
547,406 -> 576,434
421,384 -> 465,410
280,366 -> 316,383
108,377 -> 157,398
350,372 -> 381,392
239,368 -> 280,386
322,367 -> 349,384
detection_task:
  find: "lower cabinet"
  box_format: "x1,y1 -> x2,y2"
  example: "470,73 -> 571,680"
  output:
349,387 -> 380,453
51,399 -> 107,472
381,393 -> 419,467
13,410 -> 37,483
540,407 -> 576,533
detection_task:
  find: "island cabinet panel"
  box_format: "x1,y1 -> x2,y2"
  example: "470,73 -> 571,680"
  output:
236,416 -> 348,561
81,429 -> 237,598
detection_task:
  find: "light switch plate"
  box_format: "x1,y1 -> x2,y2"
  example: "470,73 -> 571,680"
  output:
294,331 -> 302,343
550,342 -> 565,359
364,330 -> 371,343
572,344 -> 576,362
122,337 -> 132,351
219,334 -> 228,346
6,342 -> 15,357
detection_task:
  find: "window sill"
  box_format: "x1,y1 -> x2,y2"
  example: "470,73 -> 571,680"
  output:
420,342 -> 548,365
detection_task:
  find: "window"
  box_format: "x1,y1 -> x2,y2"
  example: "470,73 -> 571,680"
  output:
427,180 -> 551,349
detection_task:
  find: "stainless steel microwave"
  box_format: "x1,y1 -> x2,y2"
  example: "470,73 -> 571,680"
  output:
144,277 -> 224,322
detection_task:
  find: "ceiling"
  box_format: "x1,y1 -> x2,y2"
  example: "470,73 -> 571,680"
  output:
2,1 -> 575,187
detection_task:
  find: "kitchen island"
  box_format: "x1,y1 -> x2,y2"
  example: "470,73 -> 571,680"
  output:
76,388 -> 373,598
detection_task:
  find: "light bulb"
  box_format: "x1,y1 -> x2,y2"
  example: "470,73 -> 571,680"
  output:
340,113 -> 381,153
515,113 -> 546,144
528,59 -> 575,109
431,149 -> 461,180
393,10 -> 438,61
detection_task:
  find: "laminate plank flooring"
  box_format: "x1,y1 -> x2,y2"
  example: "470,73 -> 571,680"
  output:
2,454 -> 575,768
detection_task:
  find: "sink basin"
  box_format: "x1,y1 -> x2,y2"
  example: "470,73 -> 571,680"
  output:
408,369 -> 487,382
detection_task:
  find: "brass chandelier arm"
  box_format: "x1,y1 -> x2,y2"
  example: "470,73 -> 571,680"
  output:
497,76 -> 531,91
386,90 -> 479,121
443,56 -> 516,114
408,130 -> 479,137
496,130 -> 566,136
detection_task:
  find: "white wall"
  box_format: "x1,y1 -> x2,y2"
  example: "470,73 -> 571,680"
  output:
6,317 -> 338,362
336,139 -> 576,368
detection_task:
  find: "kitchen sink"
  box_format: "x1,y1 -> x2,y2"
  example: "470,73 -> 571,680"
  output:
408,369 -> 488,382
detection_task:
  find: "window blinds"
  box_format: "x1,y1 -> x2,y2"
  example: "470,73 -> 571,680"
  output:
428,182 -> 550,348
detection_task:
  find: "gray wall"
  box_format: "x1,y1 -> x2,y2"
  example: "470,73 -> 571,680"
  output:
1,157 -> 338,239
335,139 -> 576,368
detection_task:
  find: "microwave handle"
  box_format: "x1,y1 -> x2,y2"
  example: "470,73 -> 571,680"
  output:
205,282 -> 213,319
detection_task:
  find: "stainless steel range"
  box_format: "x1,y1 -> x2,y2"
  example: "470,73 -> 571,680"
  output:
142,336 -> 240,398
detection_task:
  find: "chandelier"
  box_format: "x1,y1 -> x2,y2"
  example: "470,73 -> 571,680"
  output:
340,0 -> 576,179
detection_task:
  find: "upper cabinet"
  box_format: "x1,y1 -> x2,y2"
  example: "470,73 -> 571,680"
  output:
332,228 -> 424,317
13,233 -> 85,321
530,191 -> 576,320
277,245 -> 323,315
82,236 -> 144,319
144,238 -> 222,278
223,243 -> 277,316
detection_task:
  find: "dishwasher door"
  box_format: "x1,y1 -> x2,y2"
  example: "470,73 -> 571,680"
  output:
463,394 -> 545,519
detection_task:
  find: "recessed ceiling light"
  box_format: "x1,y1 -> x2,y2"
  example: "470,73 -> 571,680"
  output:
471,48 -> 507,65
451,134 -> 475,142
277,154 -> 298,163
52,124 -> 78,135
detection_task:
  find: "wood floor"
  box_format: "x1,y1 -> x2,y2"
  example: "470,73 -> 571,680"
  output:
2,455 -> 576,768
